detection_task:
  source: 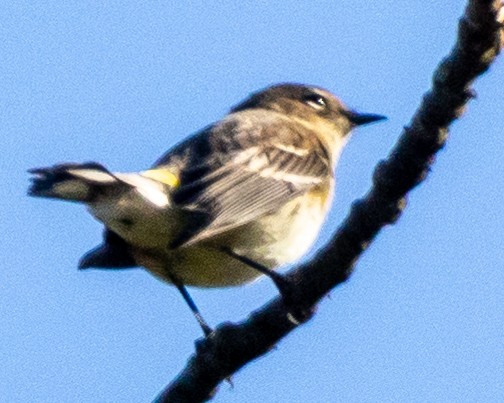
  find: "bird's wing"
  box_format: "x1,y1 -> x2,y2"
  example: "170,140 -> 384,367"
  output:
155,112 -> 332,248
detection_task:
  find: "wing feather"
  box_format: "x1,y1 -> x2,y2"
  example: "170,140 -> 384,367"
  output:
156,111 -> 332,247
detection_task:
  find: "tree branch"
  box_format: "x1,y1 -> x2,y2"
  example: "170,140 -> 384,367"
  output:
155,1 -> 503,401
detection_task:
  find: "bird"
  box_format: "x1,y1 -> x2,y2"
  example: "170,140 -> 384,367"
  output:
28,83 -> 386,334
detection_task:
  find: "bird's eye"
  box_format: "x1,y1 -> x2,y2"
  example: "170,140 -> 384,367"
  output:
302,94 -> 327,111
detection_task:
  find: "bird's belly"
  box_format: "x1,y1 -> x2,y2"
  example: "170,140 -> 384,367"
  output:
139,189 -> 332,288
229,190 -> 330,268
137,247 -> 262,287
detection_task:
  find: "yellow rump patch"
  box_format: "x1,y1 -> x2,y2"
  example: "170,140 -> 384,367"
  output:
141,168 -> 180,188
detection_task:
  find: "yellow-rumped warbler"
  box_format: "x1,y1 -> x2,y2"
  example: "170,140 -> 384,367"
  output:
29,83 -> 385,334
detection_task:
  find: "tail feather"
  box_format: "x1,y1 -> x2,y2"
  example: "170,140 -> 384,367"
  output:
28,162 -> 120,202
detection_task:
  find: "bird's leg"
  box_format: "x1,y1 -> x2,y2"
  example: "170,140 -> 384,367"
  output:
221,247 -> 310,324
221,247 -> 293,298
167,273 -> 213,337
168,272 -> 235,385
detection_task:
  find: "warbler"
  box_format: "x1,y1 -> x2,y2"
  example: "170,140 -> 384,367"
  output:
28,83 -> 385,334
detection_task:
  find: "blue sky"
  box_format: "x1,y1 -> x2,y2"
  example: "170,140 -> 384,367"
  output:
2,1 -> 503,402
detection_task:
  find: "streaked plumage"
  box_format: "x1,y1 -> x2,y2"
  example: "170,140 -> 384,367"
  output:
29,83 -> 385,290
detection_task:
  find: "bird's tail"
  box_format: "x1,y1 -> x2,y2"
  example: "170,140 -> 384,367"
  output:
28,162 -> 125,202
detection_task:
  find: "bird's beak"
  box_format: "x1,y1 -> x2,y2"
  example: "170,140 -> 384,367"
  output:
346,110 -> 387,126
